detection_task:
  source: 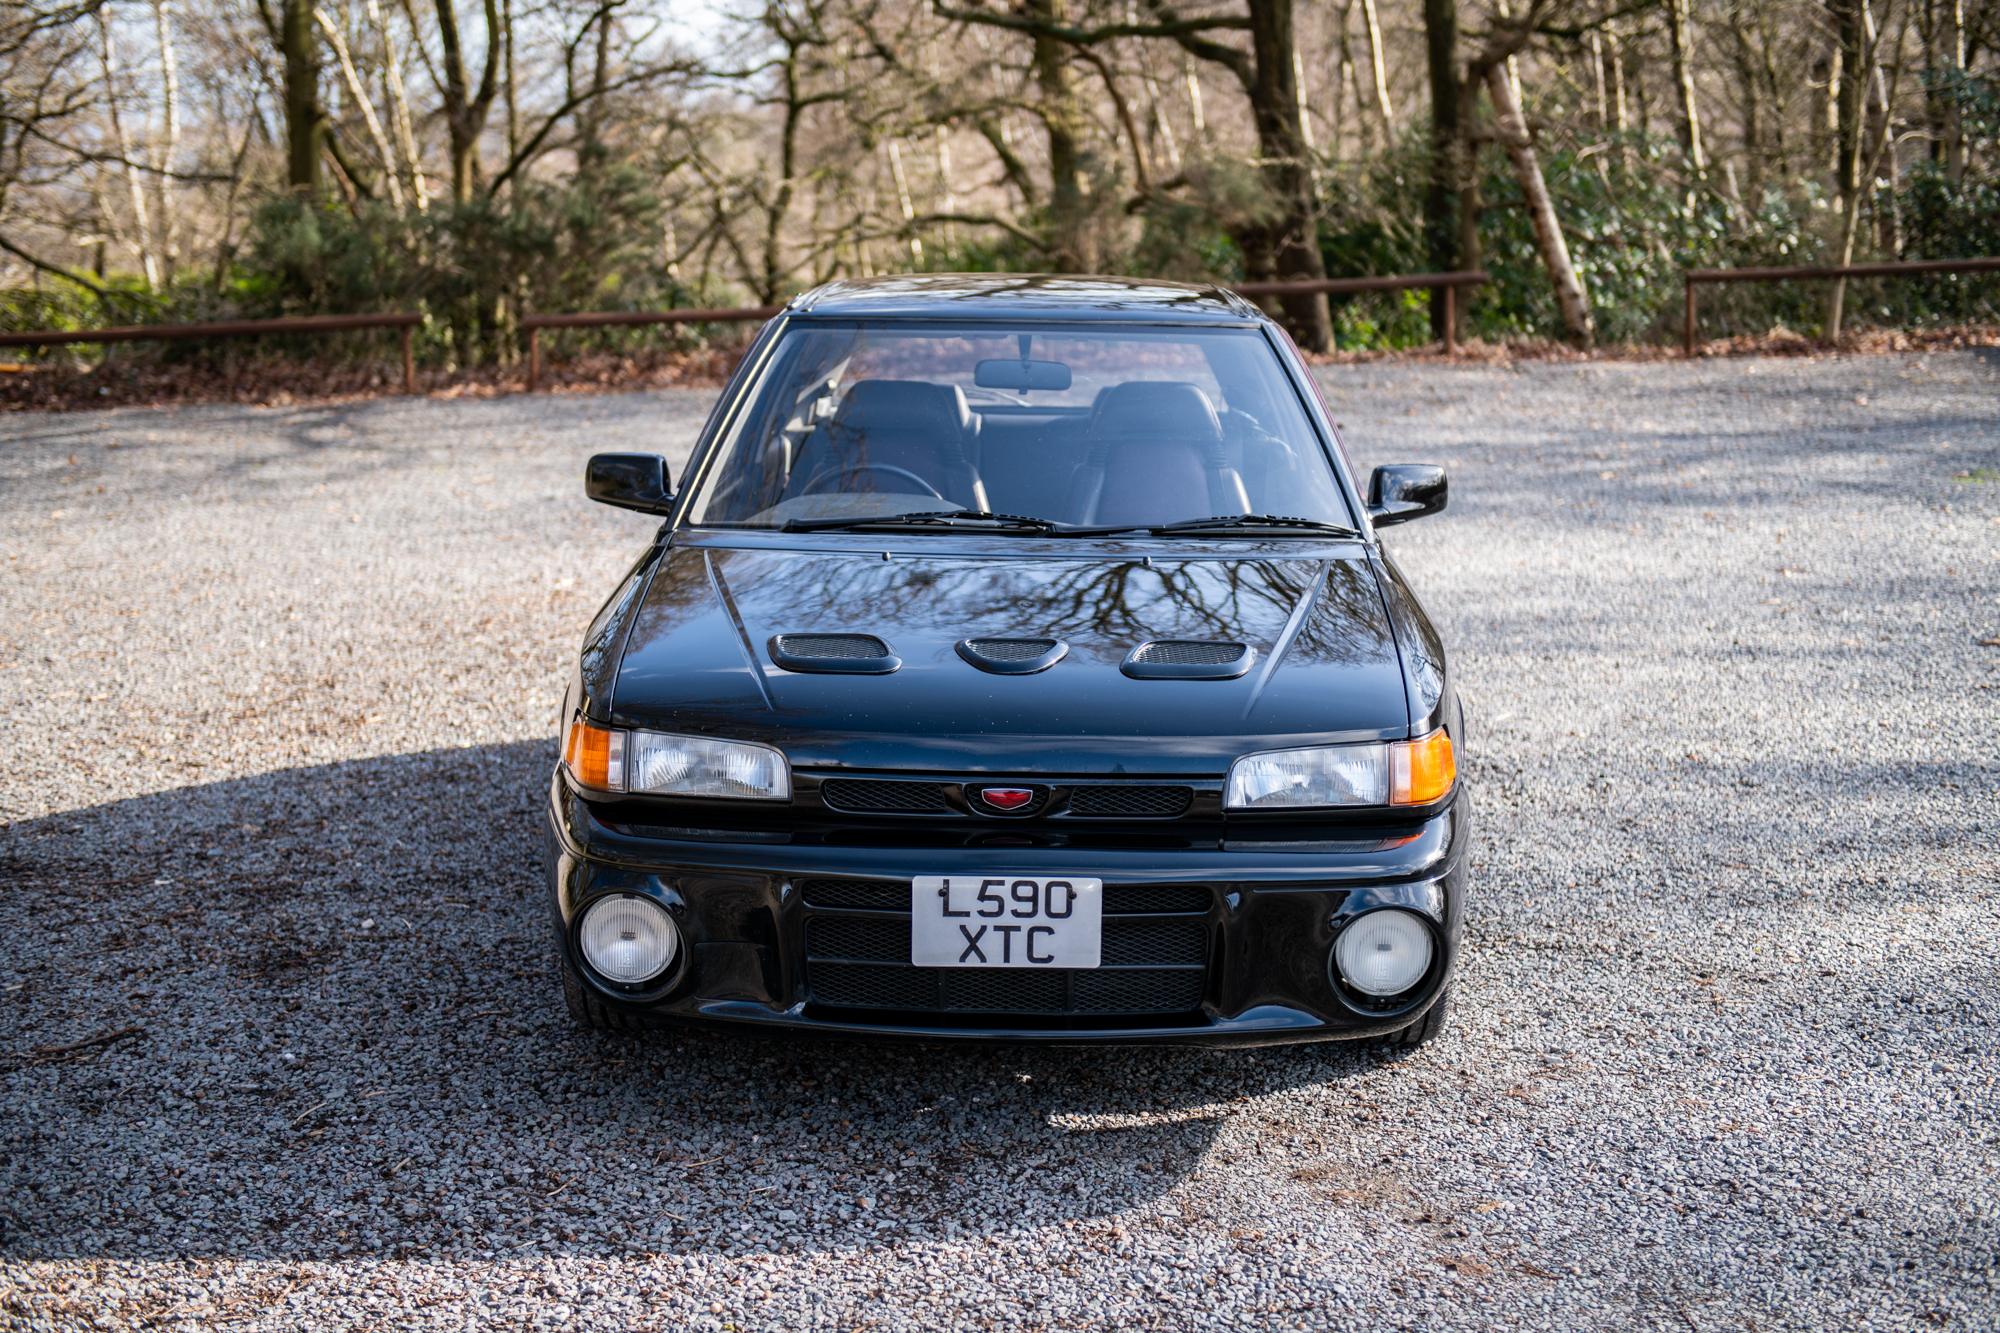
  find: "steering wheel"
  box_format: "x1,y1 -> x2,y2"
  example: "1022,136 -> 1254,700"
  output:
799,464 -> 945,499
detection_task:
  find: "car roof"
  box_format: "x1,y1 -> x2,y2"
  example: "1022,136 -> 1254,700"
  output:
784,273 -> 1267,325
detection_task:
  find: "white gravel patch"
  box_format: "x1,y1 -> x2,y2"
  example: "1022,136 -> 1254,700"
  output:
2,353 -> 1995,1330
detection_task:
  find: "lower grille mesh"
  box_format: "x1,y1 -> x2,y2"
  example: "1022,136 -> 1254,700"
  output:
804,915 -> 1206,1015
808,961 -> 1203,1015
800,878 -> 910,910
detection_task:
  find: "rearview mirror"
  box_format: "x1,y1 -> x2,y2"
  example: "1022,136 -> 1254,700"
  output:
585,453 -> 675,515
1367,464 -> 1448,527
974,358 -> 1072,391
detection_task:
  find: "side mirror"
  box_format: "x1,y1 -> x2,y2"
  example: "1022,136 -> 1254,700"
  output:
585,453 -> 674,515
1367,464 -> 1448,527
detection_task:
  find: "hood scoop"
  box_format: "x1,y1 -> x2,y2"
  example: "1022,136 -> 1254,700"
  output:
955,638 -> 1069,675
769,634 -> 901,674
1120,639 -> 1256,680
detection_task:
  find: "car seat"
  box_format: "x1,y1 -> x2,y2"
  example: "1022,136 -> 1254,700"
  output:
783,380 -> 989,511
1066,382 -> 1252,526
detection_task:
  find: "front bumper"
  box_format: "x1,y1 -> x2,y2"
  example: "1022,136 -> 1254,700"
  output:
543,773 -> 1471,1046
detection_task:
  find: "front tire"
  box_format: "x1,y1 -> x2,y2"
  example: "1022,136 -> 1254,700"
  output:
556,939 -> 649,1030
1382,986 -> 1452,1049
545,818 -> 641,1031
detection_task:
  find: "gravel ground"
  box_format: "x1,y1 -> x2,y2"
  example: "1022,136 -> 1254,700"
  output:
2,352 -> 1996,1332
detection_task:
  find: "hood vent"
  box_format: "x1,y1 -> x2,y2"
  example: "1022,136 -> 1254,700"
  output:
956,638 -> 1068,675
1121,639 -> 1255,680
769,634 -> 901,674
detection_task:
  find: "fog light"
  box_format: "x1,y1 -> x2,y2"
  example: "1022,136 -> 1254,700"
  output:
579,893 -> 679,984
1334,909 -> 1433,997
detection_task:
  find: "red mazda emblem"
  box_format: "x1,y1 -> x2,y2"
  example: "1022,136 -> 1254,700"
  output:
978,787 -> 1036,812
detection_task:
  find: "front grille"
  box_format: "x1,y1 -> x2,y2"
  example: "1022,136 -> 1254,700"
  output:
1100,920 -> 1205,964
808,962 -> 937,1010
1074,968 -> 1204,1012
807,961 -> 1203,1015
777,634 -> 889,660
964,638 -> 1057,662
820,779 -> 952,814
800,878 -> 909,910
1104,883 -> 1211,914
1131,640 -> 1246,665
805,916 -> 908,960
1067,785 -> 1192,818
804,914 -> 1206,1015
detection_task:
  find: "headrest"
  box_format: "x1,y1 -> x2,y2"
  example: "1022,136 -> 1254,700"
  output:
1088,381 -> 1222,441
833,380 -> 976,438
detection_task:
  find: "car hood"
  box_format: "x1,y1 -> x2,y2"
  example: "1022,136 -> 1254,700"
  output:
610,541 -> 1413,774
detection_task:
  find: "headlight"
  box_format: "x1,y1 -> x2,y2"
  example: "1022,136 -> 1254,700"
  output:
1334,909 -> 1433,996
628,730 -> 790,800
563,718 -> 790,800
579,893 -> 680,984
1224,728 -> 1455,809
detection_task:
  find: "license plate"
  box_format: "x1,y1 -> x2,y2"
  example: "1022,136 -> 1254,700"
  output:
910,876 -> 1103,968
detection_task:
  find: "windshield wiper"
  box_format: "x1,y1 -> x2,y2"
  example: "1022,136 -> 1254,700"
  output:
1154,514 -> 1362,536
1058,514 -> 1363,538
780,509 -> 1058,534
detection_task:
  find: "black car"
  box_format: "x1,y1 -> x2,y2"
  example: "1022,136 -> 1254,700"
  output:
545,274 -> 1467,1047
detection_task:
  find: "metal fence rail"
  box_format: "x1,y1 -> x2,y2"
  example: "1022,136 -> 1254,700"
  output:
1683,257 -> 2000,355
1231,271 -> 1491,357
520,306 -> 783,390
0,312 -> 426,392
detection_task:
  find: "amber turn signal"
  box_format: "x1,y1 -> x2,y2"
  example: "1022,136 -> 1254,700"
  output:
564,715 -> 626,792
1390,727 -> 1455,806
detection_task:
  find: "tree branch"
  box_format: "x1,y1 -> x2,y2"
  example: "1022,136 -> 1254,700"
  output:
484,62 -> 692,195
933,2 -> 1250,47
1531,0 -> 1659,41
1139,0 -> 1254,88
1070,46 -> 1149,193
0,230 -> 121,301
901,210 -> 1051,250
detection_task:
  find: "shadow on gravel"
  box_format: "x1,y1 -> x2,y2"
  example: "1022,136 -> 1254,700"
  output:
0,742 -> 1381,1264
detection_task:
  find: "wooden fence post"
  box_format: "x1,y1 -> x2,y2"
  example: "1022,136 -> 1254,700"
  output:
527,327 -> 539,392
1684,278 -> 1698,357
1444,284 -> 1457,358
400,324 -> 414,394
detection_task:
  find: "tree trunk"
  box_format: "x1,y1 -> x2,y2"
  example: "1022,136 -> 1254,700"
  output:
97,13 -> 159,283
1360,0 -> 1394,128
1667,0 -> 1706,171
1028,0 -> 1092,271
503,0 -> 517,201
433,0 -> 501,203
150,0 -> 181,275
1485,62 -> 1593,344
1944,0 -> 1965,177
762,32 -> 804,304
281,0 -> 323,192
1830,0 -> 1860,200
1243,0 -> 1331,349
317,7 -> 406,214
1423,0 -> 1460,342
1730,2 -> 1763,195
370,0 -> 428,211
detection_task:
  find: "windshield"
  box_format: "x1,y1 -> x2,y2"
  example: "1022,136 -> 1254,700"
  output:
682,321 -> 1352,531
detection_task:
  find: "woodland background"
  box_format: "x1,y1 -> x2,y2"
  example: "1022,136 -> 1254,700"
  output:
0,0 -> 1995,375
